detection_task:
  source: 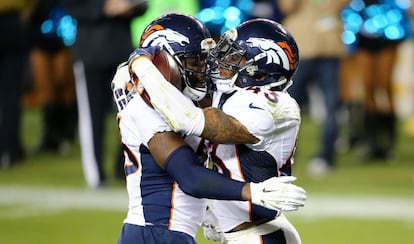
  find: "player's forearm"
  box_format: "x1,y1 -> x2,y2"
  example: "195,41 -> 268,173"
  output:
165,145 -> 248,200
148,131 -> 188,169
165,146 -> 307,212
130,57 -> 257,144
201,107 -> 259,144
241,183 -> 251,201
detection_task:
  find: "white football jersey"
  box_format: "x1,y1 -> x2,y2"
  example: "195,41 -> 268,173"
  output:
210,87 -> 301,232
118,93 -> 207,238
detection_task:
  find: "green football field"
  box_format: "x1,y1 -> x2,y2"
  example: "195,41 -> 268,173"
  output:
1,108 -> 413,243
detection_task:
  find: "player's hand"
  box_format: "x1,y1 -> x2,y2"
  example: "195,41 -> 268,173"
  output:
250,176 -> 306,212
201,207 -> 226,243
111,62 -> 130,111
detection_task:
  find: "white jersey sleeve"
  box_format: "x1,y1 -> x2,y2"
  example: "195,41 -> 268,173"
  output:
210,89 -> 301,232
212,88 -> 301,169
213,89 -> 274,146
118,93 -> 173,148
118,93 -> 207,238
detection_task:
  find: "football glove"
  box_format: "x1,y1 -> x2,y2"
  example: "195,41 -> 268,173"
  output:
130,57 -> 205,136
201,206 -> 226,243
111,62 -> 131,112
250,176 -> 306,212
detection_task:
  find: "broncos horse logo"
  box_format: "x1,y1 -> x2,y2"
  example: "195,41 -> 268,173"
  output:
140,24 -> 190,52
246,37 -> 296,71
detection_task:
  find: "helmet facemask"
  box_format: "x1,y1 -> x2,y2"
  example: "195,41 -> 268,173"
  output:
139,13 -> 216,102
174,38 -> 215,101
208,29 -> 245,93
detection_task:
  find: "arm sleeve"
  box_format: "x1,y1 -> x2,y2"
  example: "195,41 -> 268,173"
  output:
165,145 -> 245,200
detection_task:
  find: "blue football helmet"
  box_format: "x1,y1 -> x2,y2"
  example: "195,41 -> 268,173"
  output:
209,18 -> 299,92
139,13 -> 216,101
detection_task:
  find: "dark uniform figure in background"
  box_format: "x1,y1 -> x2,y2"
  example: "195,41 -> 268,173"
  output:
62,0 -> 147,188
0,0 -> 29,169
27,0 -> 78,154
342,0 -> 411,160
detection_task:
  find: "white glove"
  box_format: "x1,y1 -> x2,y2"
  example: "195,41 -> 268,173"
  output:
130,57 -> 205,136
250,176 -> 306,212
111,62 -> 131,112
201,207 -> 226,243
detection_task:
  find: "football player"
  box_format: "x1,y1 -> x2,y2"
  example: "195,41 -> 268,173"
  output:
135,18 -> 304,243
112,13 -> 306,244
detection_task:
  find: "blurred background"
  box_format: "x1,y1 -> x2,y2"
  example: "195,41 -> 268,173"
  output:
0,0 -> 413,243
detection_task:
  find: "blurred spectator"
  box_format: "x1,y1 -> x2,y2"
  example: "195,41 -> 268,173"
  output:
197,0 -> 255,38
27,0 -> 77,155
338,51 -> 365,151
131,0 -> 199,46
342,0 -> 412,160
0,0 -> 31,169
280,0 -> 348,176
403,3 -> 414,136
251,0 -> 284,21
62,0 -> 147,188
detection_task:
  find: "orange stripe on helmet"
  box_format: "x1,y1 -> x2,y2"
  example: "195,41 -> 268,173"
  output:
277,41 -> 296,70
139,24 -> 165,46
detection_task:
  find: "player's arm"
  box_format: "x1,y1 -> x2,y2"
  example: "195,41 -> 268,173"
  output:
147,131 -> 305,210
201,107 -> 258,144
130,56 -> 258,144
147,131 -> 248,200
111,47 -> 158,112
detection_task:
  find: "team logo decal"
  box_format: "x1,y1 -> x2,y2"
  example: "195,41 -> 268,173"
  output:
140,24 -> 190,50
246,38 -> 296,70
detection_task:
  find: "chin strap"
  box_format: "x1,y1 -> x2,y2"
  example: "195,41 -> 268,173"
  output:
183,85 -> 207,101
212,73 -> 239,94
